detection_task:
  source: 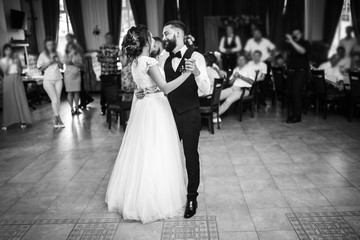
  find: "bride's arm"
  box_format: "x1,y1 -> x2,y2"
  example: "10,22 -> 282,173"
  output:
148,65 -> 191,94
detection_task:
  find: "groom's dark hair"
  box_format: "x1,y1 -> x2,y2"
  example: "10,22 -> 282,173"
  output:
164,20 -> 187,34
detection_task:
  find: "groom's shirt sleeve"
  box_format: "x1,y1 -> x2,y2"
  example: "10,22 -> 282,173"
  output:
192,52 -> 211,95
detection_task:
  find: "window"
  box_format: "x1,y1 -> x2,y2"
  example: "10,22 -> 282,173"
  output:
57,0 -> 73,54
328,0 -> 353,57
119,0 -> 135,46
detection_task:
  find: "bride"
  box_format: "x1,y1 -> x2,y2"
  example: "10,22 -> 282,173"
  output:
105,25 -> 190,224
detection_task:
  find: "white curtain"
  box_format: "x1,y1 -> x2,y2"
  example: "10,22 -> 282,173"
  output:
145,0 -> 164,37
81,0 -> 109,51
305,0 -> 326,41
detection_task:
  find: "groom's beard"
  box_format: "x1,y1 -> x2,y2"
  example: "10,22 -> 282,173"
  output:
164,36 -> 177,53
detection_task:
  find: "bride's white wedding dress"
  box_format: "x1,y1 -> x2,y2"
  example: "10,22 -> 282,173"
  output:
105,56 -> 187,223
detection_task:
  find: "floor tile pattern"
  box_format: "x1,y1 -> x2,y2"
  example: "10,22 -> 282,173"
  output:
0,224 -> 31,240
288,212 -> 360,240
0,218 -> 121,240
161,216 -> 219,240
66,222 -> 118,240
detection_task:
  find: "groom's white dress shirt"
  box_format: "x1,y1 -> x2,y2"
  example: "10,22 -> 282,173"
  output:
158,45 -> 211,96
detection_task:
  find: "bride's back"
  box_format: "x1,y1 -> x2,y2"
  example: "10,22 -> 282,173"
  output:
131,56 -> 158,91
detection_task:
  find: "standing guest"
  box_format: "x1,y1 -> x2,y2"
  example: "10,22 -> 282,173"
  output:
64,42 -> 83,115
0,44 -> 32,131
215,54 -> 257,121
285,28 -> 310,123
244,29 -> 275,62
37,37 -> 65,128
150,37 -> 169,70
97,32 -> 120,115
219,25 -> 241,71
339,26 -> 356,58
65,34 -> 93,109
66,34 -> 84,54
150,37 -> 164,60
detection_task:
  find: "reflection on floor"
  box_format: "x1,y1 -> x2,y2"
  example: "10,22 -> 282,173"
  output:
0,96 -> 360,240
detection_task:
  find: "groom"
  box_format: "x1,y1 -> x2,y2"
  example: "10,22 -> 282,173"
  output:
163,20 -> 210,218
138,20 -> 210,218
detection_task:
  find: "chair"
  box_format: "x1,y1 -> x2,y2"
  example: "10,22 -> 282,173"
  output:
23,80 -> 39,110
238,71 -> 259,122
104,81 -> 132,131
311,69 -> 346,119
200,78 -> 224,134
272,67 -> 286,109
348,71 -> 360,122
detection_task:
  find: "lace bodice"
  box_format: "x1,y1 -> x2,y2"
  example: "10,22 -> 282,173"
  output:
131,56 -> 161,93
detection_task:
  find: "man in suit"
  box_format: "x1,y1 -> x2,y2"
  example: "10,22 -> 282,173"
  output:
136,20 -> 210,219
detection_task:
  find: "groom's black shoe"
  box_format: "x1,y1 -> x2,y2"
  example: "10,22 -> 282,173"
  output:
184,200 -> 197,219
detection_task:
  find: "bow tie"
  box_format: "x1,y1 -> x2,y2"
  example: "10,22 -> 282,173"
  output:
170,51 -> 182,59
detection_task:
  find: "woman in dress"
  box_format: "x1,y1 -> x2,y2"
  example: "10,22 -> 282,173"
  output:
1,44 -> 32,131
64,42 -> 83,115
105,25 -> 190,224
37,37 -> 65,128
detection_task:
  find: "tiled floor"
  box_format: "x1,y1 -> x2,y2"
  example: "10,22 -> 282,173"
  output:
1,96 -> 360,240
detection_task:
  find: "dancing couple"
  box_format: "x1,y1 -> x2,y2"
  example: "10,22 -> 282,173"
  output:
105,21 -> 210,223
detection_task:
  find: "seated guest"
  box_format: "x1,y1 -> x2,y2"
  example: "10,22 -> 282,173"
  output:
24,53 -> 42,78
214,54 -> 259,122
209,51 -> 227,79
219,25 -> 241,71
336,46 -> 351,74
246,50 -> 268,81
319,54 -> 345,91
1,44 -> 32,131
339,26 -> 356,59
351,35 -> 360,55
244,29 -> 275,62
199,53 -> 220,97
273,54 -> 287,69
350,52 -> 360,71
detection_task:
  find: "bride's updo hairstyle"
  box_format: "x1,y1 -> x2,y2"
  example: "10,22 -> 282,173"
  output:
122,25 -> 151,61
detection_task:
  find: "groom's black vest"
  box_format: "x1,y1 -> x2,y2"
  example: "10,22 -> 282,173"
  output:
164,48 -> 199,114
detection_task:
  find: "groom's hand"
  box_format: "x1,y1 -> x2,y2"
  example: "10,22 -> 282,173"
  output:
135,89 -> 145,99
185,58 -> 200,77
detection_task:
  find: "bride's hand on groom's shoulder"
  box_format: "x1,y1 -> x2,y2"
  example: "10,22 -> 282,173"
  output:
135,89 -> 145,99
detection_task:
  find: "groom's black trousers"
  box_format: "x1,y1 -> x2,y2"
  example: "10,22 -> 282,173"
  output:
172,108 -> 201,201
